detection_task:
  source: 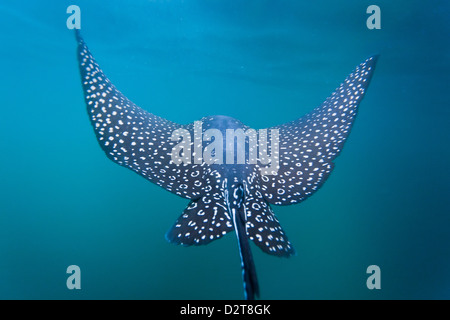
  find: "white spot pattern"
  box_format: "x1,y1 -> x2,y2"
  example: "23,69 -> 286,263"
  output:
243,172 -> 295,257
261,56 -> 378,205
77,33 -> 206,200
165,173 -> 234,246
76,31 -> 377,258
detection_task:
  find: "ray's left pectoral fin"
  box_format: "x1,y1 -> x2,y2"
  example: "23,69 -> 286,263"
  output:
75,31 -> 206,199
261,56 -> 379,206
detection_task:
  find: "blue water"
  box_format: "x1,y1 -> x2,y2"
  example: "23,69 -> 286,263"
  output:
0,0 -> 449,299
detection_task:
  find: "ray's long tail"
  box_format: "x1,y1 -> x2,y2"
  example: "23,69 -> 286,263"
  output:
233,206 -> 259,300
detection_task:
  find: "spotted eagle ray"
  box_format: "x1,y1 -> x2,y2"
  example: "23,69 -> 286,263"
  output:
75,30 -> 377,299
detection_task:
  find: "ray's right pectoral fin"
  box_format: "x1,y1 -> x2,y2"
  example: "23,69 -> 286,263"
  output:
261,55 -> 379,206
165,195 -> 234,246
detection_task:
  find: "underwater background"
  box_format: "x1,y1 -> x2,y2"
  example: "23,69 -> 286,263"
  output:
0,0 -> 448,299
